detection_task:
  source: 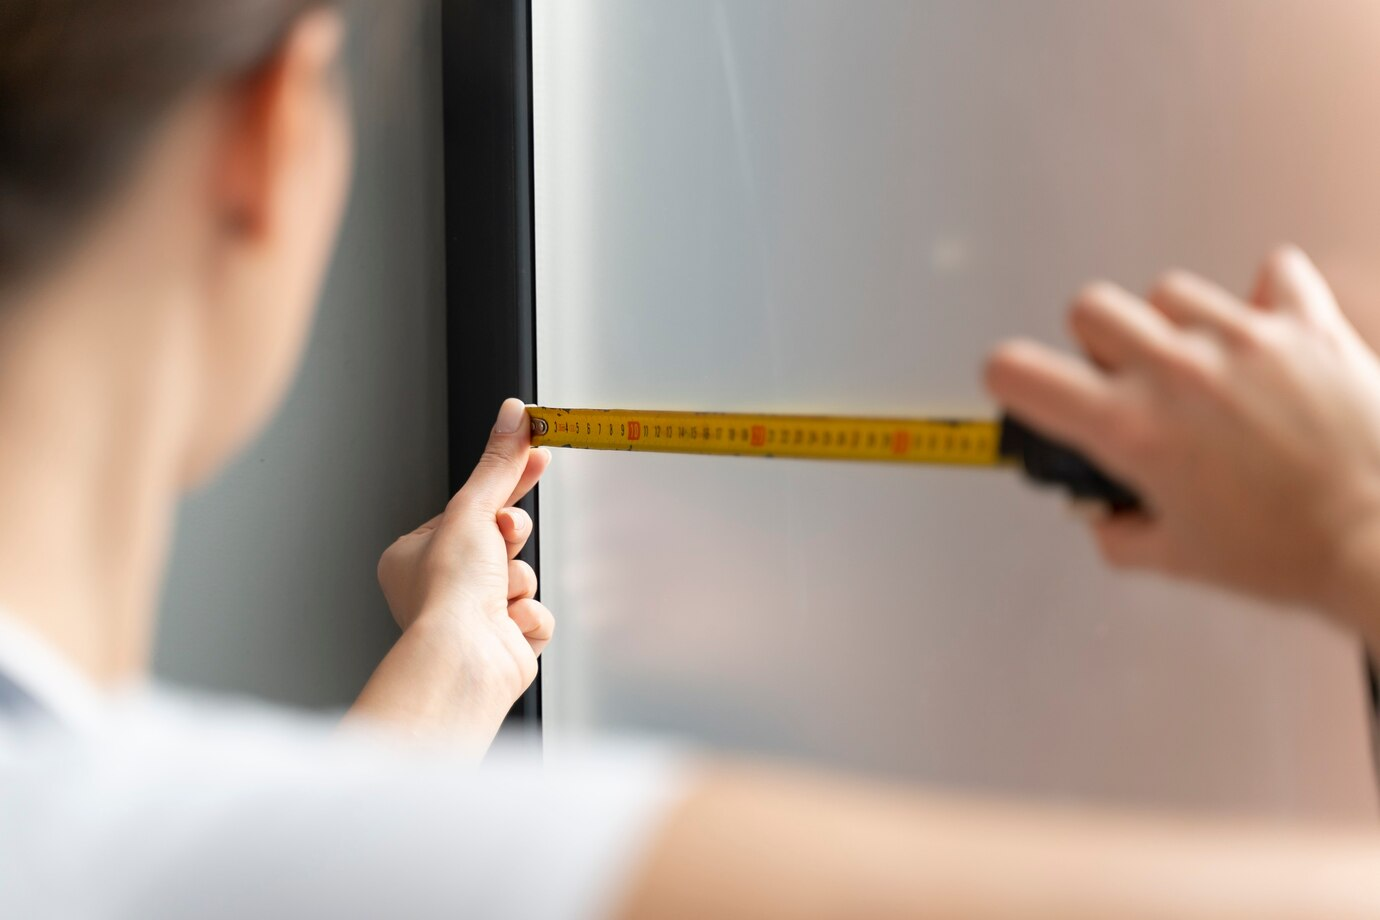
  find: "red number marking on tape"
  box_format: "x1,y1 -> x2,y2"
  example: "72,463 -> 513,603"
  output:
750,425 -> 767,447
628,421 -> 641,441
892,431 -> 910,455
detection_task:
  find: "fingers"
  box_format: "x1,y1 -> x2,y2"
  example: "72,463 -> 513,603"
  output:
498,507 -> 533,559
507,598 -> 554,656
1147,271 -> 1251,340
1067,283 -> 1179,369
1252,245 -> 1342,326
452,398 -> 533,515
985,340 -> 1117,457
507,559 -> 538,601
1093,513 -> 1166,571
506,447 -> 552,508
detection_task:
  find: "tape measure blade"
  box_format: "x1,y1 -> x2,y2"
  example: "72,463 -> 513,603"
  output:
526,406 -> 1001,467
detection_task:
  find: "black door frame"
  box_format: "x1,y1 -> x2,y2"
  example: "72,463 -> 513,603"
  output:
440,0 -> 541,727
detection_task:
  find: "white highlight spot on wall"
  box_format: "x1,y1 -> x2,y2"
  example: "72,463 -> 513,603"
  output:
930,237 -> 971,274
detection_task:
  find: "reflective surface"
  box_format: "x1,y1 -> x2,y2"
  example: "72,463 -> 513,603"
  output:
534,0 -> 1380,817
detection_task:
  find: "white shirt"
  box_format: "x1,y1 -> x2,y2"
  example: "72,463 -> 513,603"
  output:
0,614 -> 685,920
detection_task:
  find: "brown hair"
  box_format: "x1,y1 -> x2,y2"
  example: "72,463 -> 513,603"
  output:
0,0 -> 333,284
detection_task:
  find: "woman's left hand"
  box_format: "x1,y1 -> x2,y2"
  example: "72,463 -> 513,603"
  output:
349,398 -> 553,750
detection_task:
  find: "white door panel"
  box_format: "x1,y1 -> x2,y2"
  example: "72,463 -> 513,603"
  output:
533,0 -> 1380,817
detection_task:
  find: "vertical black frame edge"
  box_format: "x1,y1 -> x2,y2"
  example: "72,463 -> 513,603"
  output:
441,0 -> 541,730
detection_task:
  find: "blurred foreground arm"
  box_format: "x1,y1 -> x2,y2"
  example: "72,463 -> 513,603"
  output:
986,248 -> 1380,648
620,764 -> 1380,920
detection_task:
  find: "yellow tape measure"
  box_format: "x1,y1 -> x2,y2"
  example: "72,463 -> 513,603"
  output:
527,406 -> 1001,466
526,405 -> 1142,510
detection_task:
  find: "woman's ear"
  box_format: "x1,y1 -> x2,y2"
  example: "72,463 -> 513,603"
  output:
213,8 -> 348,241
184,7 -> 351,487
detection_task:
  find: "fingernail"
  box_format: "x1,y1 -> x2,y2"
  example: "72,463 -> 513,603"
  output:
495,398 -> 527,434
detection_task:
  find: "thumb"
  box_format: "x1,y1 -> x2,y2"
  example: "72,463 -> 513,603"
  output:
452,398 -> 532,514
1252,245 -> 1344,328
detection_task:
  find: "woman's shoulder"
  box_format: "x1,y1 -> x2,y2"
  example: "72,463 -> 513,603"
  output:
0,682 -> 689,920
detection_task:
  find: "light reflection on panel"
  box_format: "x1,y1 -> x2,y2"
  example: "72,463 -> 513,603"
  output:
533,0 -> 1380,817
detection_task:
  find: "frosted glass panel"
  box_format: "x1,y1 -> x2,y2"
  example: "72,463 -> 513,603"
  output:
533,0 -> 1380,817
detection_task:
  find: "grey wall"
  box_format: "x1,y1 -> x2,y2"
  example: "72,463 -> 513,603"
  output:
153,2 -> 448,710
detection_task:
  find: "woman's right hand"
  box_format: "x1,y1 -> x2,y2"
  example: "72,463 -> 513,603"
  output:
348,398 -> 553,751
985,248 -> 1380,643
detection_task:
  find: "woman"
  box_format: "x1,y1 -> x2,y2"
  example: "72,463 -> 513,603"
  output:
3,2 -> 1380,917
